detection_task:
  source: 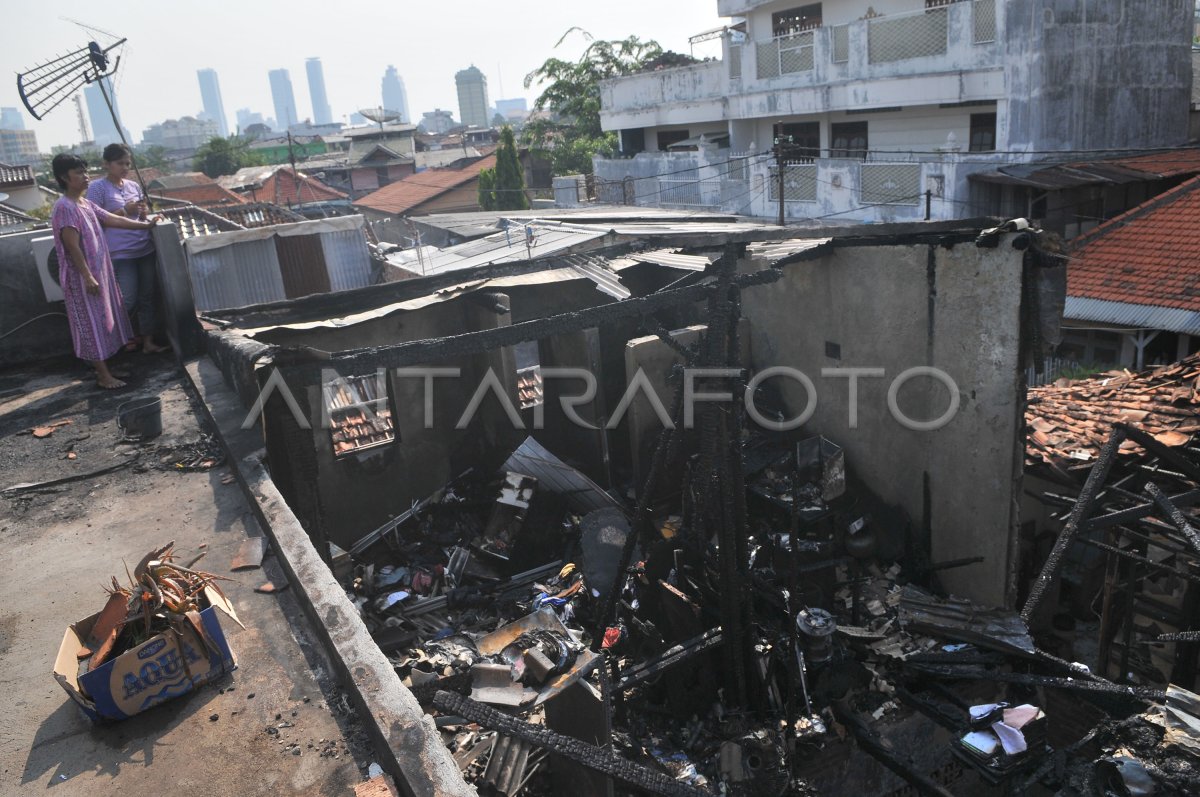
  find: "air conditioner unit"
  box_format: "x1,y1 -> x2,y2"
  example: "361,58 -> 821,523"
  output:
31,235 -> 64,302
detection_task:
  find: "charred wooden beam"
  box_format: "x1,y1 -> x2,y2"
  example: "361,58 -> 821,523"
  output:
1022,427 -> 1127,624
618,628 -> 724,692
1144,483 -> 1200,557
431,691 -> 712,797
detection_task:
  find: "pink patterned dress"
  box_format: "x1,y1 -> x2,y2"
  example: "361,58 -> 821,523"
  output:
51,197 -> 132,362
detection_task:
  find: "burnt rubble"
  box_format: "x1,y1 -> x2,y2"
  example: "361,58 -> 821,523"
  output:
326,418 -> 1200,796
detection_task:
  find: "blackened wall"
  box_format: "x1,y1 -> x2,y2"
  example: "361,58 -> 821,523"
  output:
1004,0 -> 1192,152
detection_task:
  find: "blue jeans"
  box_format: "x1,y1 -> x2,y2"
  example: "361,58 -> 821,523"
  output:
112,252 -> 159,338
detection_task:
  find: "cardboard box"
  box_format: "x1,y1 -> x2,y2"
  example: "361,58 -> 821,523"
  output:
53,587 -> 239,723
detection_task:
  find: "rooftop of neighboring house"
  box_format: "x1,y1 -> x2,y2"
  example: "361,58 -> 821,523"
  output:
972,147 -> 1200,190
344,123 -> 417,139
0,162 -> 35,188
351,143 -> 413,166
0,200 -> 39,231
153,181 -> 249,207
352,154 -> 496,216
209,201 -> 305,229
147,171 -> 213,190
1067,174 -> 1200,321
255,166 -> 347,206
158,204 -> 246,241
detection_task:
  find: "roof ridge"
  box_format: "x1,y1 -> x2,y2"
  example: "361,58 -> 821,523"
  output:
1071,173 -> 1200,251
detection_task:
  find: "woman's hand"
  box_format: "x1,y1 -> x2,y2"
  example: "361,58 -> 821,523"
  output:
84,274 -> 101,296
123,200 -> 140,217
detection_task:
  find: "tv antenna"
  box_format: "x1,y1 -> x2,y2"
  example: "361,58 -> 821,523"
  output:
17,35 -> 154,209
358,107 -> 401,131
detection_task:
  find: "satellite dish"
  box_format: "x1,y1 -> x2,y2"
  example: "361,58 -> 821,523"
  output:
358,107 -> 402,129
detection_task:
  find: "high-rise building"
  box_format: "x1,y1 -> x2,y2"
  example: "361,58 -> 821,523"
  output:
455,66 -> 489,129
83,78 -> 130,148
268,69 -> 299,131
306,57 -> 333,126
495,98 -> 528,123
420,109 -> 456,135
0,107 -> 25,130
236,108 -> 265,132
0,128 -> 39,165
196,69 -> 229,137
381,66 -> 410,124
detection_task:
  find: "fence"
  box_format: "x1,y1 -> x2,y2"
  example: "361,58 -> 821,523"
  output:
869,8 -> 949,64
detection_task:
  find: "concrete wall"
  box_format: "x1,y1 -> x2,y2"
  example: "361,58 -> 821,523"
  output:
740,237 -> 1026,607
1004,0 -> 1192,151
0,229 -> 74,367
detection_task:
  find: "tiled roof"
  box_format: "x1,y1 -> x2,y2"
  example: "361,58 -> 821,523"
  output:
209,202 -> 306,229
0,162 -> 35,187
353,154 -> 496,216
1103,149 -> 1200,179
154,182 -> 249,207
0,201 -> 39,229
159,205 -> 245,241
1067,175 -> 1200,311
258,167 -> 346,206
1026,354 -> 1200,469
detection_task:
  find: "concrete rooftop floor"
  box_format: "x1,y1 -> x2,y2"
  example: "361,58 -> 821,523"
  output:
0,354 -> 375,795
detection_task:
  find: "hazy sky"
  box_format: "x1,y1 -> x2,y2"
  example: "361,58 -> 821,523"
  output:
2,1 -> 727,151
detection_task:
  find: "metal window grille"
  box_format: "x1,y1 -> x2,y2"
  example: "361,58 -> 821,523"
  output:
727,157 -> 749,183
778,31 -> 815,74
973,0 -> 997,44
729,44 -> 742,80
860,164 -> 922,205
868,9 -> 948,64
767,164 -> 818,202
757,40 -> 780,79
832,25 -> 850,63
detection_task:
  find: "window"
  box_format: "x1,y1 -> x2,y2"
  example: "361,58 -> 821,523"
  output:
656,129 -> 690,150
774,121 -> 820,162
620,128 -> 646,156
773,4 -> 823,37
325,372 -> 396,457
831,121 -> 868,159
969,113 -> 997,152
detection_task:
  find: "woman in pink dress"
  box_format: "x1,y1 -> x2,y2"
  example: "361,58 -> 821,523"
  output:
50,153 -> 161,389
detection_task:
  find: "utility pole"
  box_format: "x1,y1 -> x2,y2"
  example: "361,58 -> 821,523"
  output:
774,130 -> 791,227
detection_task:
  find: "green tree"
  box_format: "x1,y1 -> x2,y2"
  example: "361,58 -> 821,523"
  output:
523,29 -> 665,176
133,144 -> 172,174
193,136 -> 264,178
493,127 -> 529,211
478,167 -> 497,211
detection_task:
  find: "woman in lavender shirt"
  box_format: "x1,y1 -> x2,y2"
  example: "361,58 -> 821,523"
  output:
51,154 -> 161,389
86,143 -> 168,353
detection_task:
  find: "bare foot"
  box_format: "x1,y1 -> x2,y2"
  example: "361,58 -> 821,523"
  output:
97,375 -> 127,389
142,341 -> 170,354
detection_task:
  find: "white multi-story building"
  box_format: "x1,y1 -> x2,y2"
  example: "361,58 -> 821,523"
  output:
595,0 -> 1192,224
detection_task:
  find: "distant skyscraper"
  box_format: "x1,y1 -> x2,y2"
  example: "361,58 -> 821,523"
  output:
83,78 -> 130,148
196,69 -> 229,137
421,109 -> 456,135
455,66 -> 490,129
381,66 -> 410,124
0,107 -> 25,130
349,111 -> 367,126
268,69 -> 298,130
306,58 -> 333,126
236,108 -> 265,132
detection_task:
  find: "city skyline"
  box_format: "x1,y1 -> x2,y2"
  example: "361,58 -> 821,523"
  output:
455,65 -> 490,130
268,69 -> 298,132
1,2 -> 723,150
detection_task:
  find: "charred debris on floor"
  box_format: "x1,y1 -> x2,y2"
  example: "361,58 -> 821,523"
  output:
319,265 -> 1200,795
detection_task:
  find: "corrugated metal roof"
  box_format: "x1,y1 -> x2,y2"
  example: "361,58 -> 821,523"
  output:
629,249 -> 714,271
385,223 -> 611,276
745,237 -> 833,264
322,226 -> 374,293
563,255 -> 631,299
502,436 -> 618,515
1064,296 -> 1200,336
